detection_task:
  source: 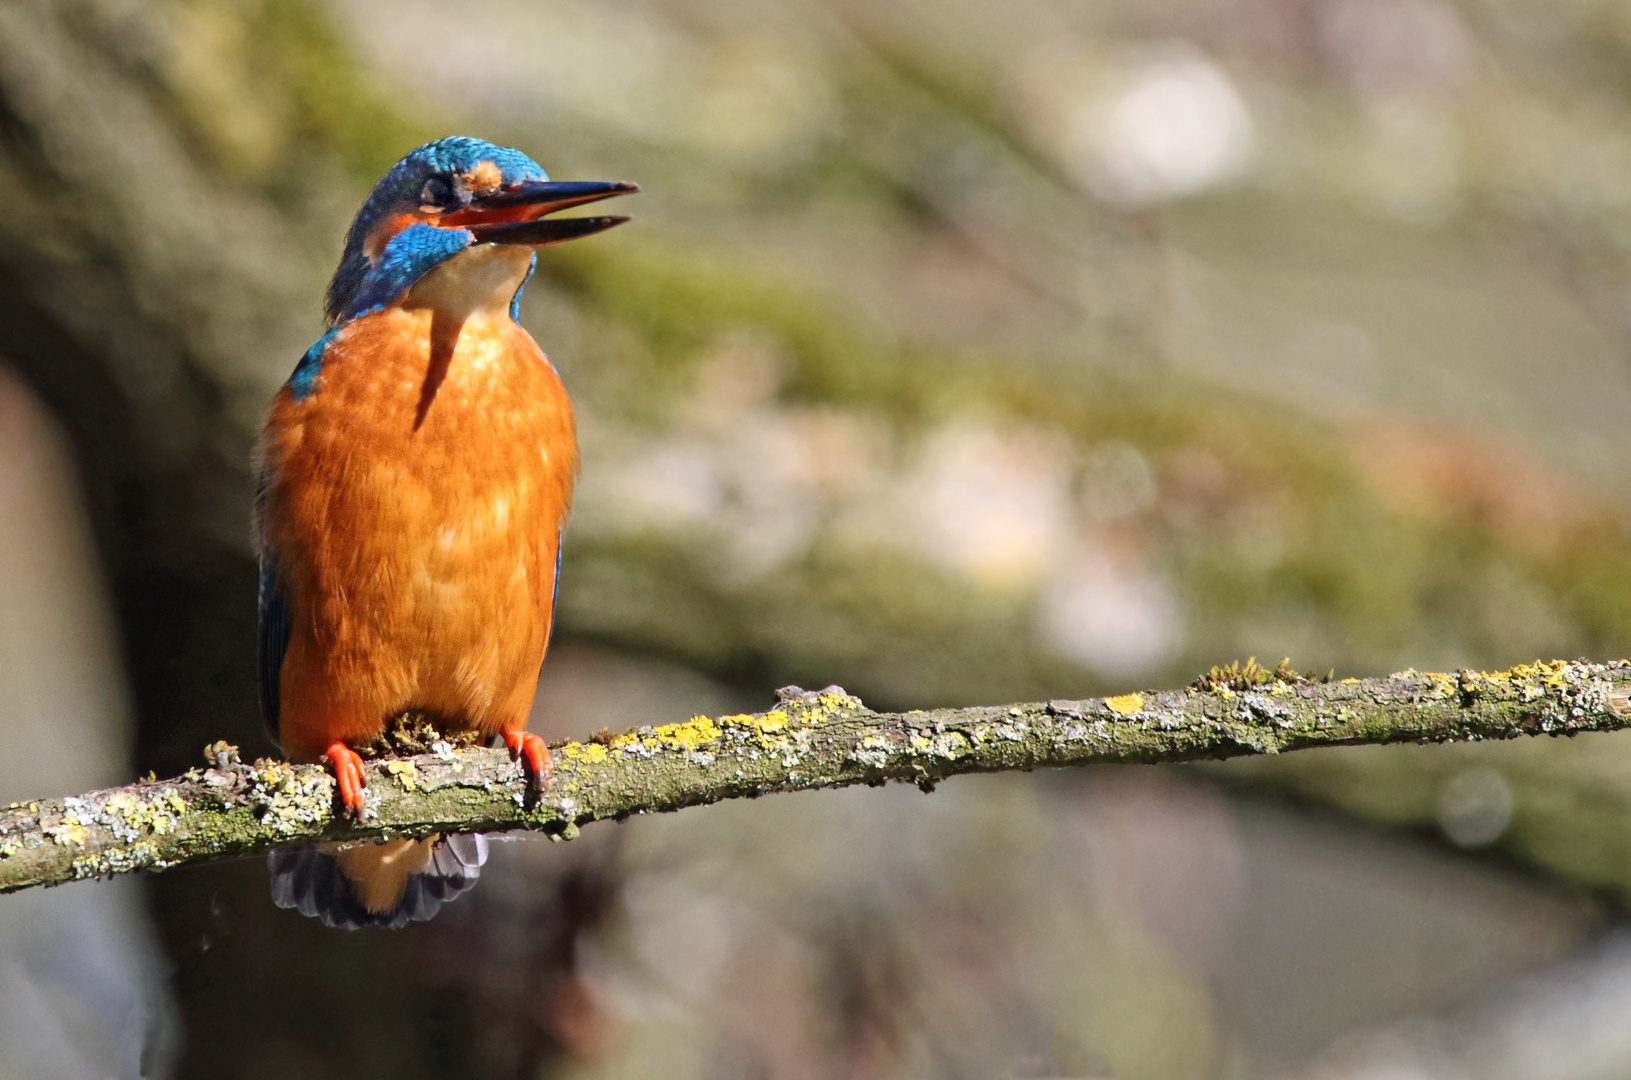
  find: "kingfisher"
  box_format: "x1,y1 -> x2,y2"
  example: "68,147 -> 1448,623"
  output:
256,137 -> 635,928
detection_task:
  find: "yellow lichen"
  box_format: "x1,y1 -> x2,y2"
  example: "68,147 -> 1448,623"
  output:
1105,693 -> 1144,716
607,731 -> 644,752
256,761 -> 294,787
781,691 -> 861,727
48,822 -> 88,847
1475,661 -> 1570,689
1507,661 -> 1571,689
383,760 -> 418,791
102,792 -> 182,838
720,710 -> 791,750
1420,672 -> 1456,699
563,741 -> 609,763
652,715 -> 723,752
251,760 -> 339,832
728,709 -> 788,734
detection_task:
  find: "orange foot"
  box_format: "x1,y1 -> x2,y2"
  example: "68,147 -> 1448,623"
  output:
324,742 -> 368,818
502,730 -> 552,796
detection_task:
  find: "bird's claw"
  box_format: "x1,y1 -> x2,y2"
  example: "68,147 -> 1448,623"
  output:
502,730 -> 552,795
324,742 -> 368,819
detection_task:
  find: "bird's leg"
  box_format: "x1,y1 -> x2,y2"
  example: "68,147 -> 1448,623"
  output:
324,742 -> 368,818
502,730 -> 552,795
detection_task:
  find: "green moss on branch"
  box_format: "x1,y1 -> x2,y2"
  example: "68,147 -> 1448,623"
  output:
3,662 -> 1630,894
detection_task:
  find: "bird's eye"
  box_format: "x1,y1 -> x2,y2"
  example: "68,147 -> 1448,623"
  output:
419,176 -> 456,210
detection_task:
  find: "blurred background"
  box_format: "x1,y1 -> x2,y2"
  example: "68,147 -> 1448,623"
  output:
9,0 -> 1631,1075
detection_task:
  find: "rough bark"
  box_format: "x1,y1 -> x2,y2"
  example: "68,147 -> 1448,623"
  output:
4,661 -> 1628,894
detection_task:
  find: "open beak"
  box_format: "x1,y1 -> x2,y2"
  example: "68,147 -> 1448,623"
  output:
449,179 -> 639,246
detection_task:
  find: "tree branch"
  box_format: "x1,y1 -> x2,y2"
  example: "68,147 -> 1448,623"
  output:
4,661 -> 1630,894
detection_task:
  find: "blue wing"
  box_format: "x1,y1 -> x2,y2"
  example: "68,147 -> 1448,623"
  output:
546,524 -> 563,645
257,547 -> 291,747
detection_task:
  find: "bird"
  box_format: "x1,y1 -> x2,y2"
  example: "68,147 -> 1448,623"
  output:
255,136 -> 635,928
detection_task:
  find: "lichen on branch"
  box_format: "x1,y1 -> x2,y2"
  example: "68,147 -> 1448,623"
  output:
3,661 -> 1631,895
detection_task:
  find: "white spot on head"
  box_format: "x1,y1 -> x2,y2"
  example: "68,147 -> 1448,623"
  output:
462,160 -> 504,196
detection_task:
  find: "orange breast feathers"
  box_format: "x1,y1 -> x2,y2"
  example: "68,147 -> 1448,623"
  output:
259,245 -> 578,763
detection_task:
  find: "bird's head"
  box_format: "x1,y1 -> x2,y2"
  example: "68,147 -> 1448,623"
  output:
326,136 -> 636,324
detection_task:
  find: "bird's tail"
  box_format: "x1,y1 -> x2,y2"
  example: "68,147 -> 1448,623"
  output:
268,833 -> 488,930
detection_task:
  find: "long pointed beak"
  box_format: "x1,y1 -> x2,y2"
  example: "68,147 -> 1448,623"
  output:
458,179 -> 638,246
469,214 -> 631,246
471,179 -> 639,214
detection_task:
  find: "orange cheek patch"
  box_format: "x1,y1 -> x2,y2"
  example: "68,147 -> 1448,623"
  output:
364,210 -> 434,261
463,160 -> 503,196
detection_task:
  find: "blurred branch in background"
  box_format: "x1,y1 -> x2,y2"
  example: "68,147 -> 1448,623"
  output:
5,663 -> 1631,895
